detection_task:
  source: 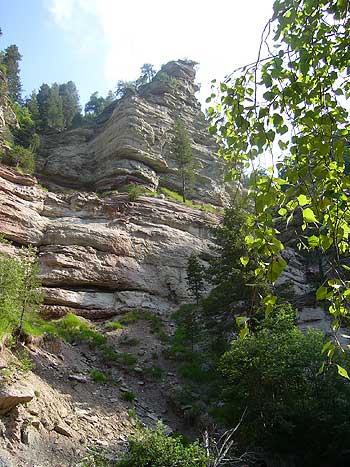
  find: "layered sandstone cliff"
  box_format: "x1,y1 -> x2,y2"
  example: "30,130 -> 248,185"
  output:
0,165 -> 219,318
36,60 -> 228,205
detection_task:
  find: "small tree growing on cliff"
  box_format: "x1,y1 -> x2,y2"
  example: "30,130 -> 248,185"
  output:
186,253 -> 205,305
172,119 -> 194,202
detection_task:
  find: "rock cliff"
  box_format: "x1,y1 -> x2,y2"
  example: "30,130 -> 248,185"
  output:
37,60 -> 228,205
0,165 -> 219,318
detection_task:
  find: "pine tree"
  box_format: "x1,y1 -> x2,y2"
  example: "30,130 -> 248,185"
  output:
36,83 -> 51,130
105,90 -> 115,106
47,83 -> 64,130
137,63 -> 156,86
115,80 -> 137,98
172,119 -> 194,202
25,91 -> 40,126
84,91 -> 105,116
59,81 -> 81,128
2,44 -> 22,103
186,253 -> 205,305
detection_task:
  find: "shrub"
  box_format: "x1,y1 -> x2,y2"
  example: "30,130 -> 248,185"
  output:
119,353 -> 137,366
159,188 -> 183,203
121,390 -> 136,402
90,369 -> 108,383
115,423 -> 209,467
106,320 -> 124,330
127,185 -> 146,201
144,365 -> 163,381
3,144 -> 36,174
219,305 -> 350,464
47,312 -> 107,348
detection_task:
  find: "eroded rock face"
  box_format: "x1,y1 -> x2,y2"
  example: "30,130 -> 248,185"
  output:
0,166 -> 220,317
37,60 -> 228,205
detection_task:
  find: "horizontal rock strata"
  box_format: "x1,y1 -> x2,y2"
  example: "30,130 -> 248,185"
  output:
0,166 -> 220,318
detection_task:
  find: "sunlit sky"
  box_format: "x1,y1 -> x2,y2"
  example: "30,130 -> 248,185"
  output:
1,0 -> 275,107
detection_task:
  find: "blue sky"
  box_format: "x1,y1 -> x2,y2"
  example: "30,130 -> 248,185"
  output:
1,0 -> 274,108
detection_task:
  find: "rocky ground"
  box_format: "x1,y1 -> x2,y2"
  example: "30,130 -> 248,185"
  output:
0,311 -> 190,467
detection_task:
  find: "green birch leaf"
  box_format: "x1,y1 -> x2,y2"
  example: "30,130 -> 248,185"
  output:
337,364 -> 350,379
303,207 -> 317,223
297,194 -> 310,206
240,256 -> 249,267
316,286 -> 328,301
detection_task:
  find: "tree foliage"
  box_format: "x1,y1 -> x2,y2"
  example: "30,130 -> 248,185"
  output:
172,119 -> 194,202
220,304 -> 350,464
115,63 -> 157,98
0,248 -> 43,340
186,253 -> 205,305
115,423 -> 209,467
59,81 -> 81,128
2,44 -> 22,103
1,144 -> 36,174
208,203 -> 266,310
208,0 -> 350,354
36,81 -> 81,130
84,91 -> 107,116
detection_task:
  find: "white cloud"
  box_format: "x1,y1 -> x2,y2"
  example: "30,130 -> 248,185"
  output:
48,0 -> 274,99
50,0 -> 74,26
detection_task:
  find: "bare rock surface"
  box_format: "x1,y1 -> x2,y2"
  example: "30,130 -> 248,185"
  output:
0,386 -> 34,415
0,165 -> 220,317
36,60 -> 228,205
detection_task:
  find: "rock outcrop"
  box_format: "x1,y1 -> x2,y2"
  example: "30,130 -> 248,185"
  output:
0,165 -> 219,318
36,60 -> 228,205
0,386 -> 34,415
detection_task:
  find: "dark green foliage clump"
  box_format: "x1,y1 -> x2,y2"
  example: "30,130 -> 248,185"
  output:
219,304 -> 350,465
172,119 -> 194,203
1,144 -> 35,174
2,44 -> 22,103
36,81 -> 82,131
144,365 -> 163,381
90,369 -> 108,383
121,390 -> 136,402
122,184 -> 147,201
115,424 -> 209,467
186,253 -> 205,305
85,90 -> 113,117
207,203 -> 265,309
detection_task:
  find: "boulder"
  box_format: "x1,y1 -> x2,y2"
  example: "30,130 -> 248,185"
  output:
0,387 -> 34,415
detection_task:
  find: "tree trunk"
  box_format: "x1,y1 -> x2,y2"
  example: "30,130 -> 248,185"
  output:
182,168 -> 186,203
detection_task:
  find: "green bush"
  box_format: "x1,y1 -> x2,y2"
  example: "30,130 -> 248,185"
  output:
46,312 -> 107,348
118,353 -> 137,366
2,144 -> 36,174
90,369 -> 108,383
106,320 -> 124,330
144,365 -> 163,381
219,305 -> 350,464
121,390 -> 136,402
115,423 -> 209,467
